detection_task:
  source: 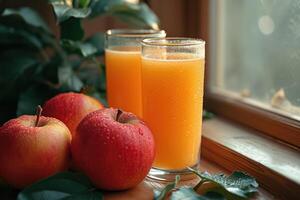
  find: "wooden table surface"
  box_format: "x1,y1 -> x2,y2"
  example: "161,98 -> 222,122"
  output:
106,159 -> 275,200
0,159 -> 276,200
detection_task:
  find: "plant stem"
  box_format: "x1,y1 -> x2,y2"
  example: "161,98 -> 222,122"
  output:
194,179 -> 208,191
35,105 -> 43,127
80,86 -> 88,94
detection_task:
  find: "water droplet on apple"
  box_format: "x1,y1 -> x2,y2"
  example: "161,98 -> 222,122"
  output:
138,129 -> 144,136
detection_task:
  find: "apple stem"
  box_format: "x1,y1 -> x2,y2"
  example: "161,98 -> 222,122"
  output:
80,86 -> 88,94
35,105 -> 43,127
116,109 -> 122,122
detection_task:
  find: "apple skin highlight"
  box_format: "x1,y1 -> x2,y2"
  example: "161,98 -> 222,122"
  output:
0,115 -> 71,188
43,92 -> 103,137
71,108 -> 155,191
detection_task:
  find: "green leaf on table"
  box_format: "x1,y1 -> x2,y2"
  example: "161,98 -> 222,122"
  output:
60,17 -> 84,41
50,1 -> 91,23
90,0 -> 159,29
189,169 -> 259,199
170,188 -> 225,200
154,175 -> 180,200
61,39 -> 97,57
17,172 -> 103,200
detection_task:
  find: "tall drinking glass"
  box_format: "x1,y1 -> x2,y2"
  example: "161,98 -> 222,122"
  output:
105,29 -> 166,117
141,38 -> 205,181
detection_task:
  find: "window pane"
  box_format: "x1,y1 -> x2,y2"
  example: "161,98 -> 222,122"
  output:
209,0 -> 300,120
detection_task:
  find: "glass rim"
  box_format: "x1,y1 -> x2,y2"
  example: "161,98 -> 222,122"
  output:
106,29 -> 166,38
141,37 -> 205,47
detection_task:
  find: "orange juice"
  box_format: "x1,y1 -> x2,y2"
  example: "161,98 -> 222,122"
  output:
105,47 -> 142,117
142,53 -> 204,170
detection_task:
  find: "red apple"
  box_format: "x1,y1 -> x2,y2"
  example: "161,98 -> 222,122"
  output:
0,107 -> 71,188
71,108 -> 155,191
42,92 -> 103,137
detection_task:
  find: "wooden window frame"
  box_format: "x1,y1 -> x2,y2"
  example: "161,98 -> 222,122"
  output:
197,0 -> 300,148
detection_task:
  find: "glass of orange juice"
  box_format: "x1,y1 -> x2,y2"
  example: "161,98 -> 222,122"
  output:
105,29 -> 166,117
141,38 -> 205,181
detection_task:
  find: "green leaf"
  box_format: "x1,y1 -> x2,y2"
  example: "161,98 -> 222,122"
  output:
73,0 -> 91,8
50,1 -> 91,23
0,8 -> 55,51
50,0 -> 90,40
170,188 -> 225,200
171,188 -> 202,200
189,169 -> 259,199
17,85 -> 55,116
85,32 -> 105,56
90,0 -> 159,29
0,50 -> 38,83
61,39 -> 98,57
0,8 -> 54,49
58,65 -> 84,91
76,60 -> 104,88
0,49 -> 40,105
62,190 -> 103,200
0,7 -> 59,115
154,175 -> 180,200
60,18 -> 84,41
17,172 -> 103,200
204,192 -> 226,200
2,7 -> 50,32
0,26 -> 44,51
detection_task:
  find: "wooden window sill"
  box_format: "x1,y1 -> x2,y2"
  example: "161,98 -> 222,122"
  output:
202,117 -> 300,200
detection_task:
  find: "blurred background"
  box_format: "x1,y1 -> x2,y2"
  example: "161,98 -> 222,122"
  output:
1,0 -> 203,38
1,0 -> 299,123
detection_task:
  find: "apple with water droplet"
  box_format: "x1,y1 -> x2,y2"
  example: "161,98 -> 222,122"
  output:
0,106 -> 71,188
43,92 -> 103,137
71,108 -> 155,190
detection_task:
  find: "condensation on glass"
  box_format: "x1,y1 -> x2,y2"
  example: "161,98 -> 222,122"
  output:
209,0 -> 300,120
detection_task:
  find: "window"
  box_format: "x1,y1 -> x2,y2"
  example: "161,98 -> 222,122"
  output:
209,0 -> 300,120
205,0 -> 300,147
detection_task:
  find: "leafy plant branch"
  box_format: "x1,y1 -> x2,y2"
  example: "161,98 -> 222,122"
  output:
154,168 -> 259,200
0,0 -> 159,124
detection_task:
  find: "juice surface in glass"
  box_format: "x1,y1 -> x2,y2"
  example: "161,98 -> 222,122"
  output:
105,46 -> 142,117
142,53 -> 205,170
